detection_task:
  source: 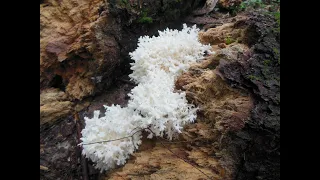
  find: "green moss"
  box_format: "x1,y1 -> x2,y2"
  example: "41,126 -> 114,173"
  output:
233,0 -> 280,16
237,0 -> 263,12
262,67 -> 269,77
272,48 -> 280,65
117,0 -> 131,9
225,36 -> 235,45
263,59 -> 271,66
273,48 -> 280,58
273,48 -> 279,56
137,16 -> 153,23
239,3 -> 246,11
246,0 -> 263,8
137,10 -> 153,24
247,75 -> 262,81
274,76 -> 280,82
274,12 -> 280,25
273,11 -> 280,32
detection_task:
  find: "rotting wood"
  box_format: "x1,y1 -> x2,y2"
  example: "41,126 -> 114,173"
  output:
75,113 -> 89,180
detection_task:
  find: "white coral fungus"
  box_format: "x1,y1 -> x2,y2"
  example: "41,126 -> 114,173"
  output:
81,24 -> 212,171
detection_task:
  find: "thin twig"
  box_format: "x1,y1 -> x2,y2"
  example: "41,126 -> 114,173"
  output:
81,129 -> 143,146
115,172 -> 126,180
158,137 -> 211,144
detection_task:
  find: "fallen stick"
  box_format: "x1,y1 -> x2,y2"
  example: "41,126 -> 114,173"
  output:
40,165 -> 49,171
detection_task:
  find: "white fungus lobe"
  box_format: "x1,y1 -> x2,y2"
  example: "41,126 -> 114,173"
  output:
81,24 -> 212,171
